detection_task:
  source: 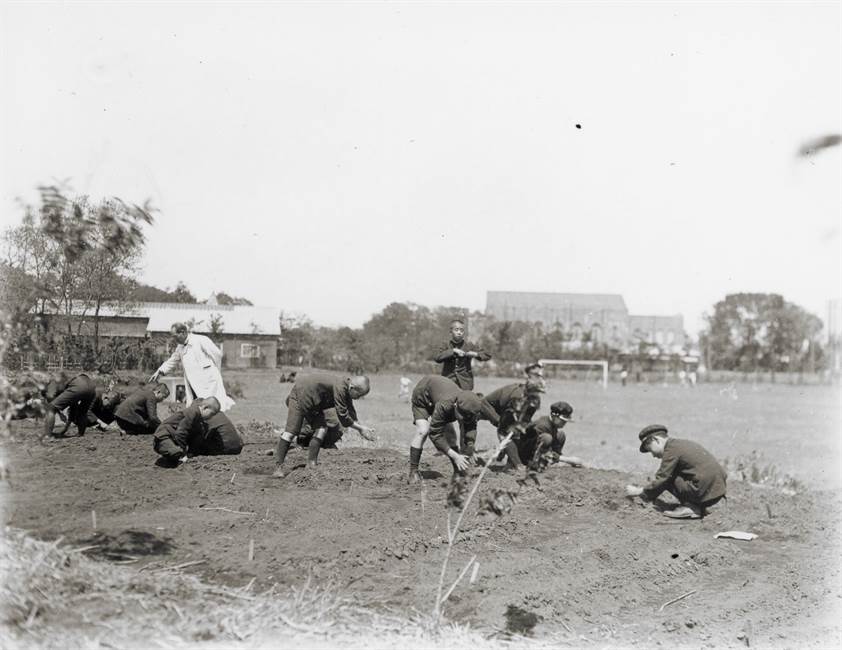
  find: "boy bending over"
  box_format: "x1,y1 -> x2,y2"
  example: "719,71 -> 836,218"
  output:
626,424 -> 727,519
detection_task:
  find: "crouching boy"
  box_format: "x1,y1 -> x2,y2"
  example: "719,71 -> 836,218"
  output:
520,401 -> 583,470
625,424 -> 727,519
153,397 -> 221,464
272,374 -> 375,478
42,372 -> 97,438
115,383 -> 170,435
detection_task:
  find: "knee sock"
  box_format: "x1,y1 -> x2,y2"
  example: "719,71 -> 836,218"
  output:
276,438 -> 291,465
308,437 -> 322,463
409,446 -> 422,471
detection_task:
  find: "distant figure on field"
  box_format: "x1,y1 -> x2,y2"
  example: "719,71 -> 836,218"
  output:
114,383 -> 170,435
272,374 -> 375,478
150,323 -> 234,411
399,376 -> 412,401
433,318 -> 490,390
153,397 -> 243,463
625,425 -> 727,519
620,368 -> 628,387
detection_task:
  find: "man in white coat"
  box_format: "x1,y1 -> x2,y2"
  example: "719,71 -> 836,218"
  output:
150,322 -> 235,412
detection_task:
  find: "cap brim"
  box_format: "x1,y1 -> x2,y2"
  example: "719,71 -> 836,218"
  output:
639,436 -> 653,453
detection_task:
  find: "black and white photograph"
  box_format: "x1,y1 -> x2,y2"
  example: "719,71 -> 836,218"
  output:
1,1 -> 840,648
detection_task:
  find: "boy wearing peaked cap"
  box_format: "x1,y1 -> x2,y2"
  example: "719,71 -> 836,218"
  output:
626,425 -> 727,519
519,401 -> 584,470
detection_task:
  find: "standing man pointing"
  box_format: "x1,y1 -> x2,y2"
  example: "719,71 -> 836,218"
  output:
150,322 -> 235,412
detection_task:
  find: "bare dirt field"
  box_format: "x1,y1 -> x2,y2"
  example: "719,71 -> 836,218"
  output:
3,370 -> 841,648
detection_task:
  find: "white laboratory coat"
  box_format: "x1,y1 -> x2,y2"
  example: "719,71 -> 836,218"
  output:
157,333 -> 235,411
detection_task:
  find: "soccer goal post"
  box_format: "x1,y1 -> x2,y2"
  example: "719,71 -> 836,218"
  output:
539,359 -> 609,389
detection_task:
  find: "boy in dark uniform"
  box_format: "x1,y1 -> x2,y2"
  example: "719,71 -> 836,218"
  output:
153,397 -> 221,463
42,371 -> 97,438
66,386 -> 124,433
271,374 -> 375,478
114,383 -> 170,435
426,388 -> 498,479
518,401 -> 583,470
519,362 -> 546,423
433,318 -> 490,390
407,375 -> 494,482
188,411 -> 244,456
626,424 -> 727,519
481,379 -> 545,470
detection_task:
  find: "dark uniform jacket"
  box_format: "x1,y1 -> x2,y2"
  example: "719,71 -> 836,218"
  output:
115,388 -> 160,428
428,391 -> 498,453
434,340 -> 491,390
191,412 -> 243,455
155,403 -> 208,452
482,383 -> 525,433
525,416 -> 566,455
89,387 -> 122,424
289,374 -> 358,427
411,376 -> 462,415
643,438 -> 727,504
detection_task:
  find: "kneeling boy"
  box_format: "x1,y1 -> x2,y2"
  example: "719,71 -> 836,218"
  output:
115,383 -> 169,435
153,397 -> 221,463
626,424 -> 727,519
519,401 -> 583,470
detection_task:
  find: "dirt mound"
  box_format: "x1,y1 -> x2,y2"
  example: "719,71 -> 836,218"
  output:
3,421 -> 841,647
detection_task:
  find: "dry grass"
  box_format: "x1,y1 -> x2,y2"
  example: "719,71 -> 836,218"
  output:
0,527 -> 554,650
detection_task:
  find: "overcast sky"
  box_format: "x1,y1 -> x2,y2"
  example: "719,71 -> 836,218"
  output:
1,1 -> 840,335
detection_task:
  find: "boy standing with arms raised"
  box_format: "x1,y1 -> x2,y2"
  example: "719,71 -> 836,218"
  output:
434,318 -> 490,391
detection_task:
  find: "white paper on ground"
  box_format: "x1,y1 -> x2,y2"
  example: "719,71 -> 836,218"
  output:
714,531 -> 758,541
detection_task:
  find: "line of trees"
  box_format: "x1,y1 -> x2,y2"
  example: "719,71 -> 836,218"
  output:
278,302 -> 642,375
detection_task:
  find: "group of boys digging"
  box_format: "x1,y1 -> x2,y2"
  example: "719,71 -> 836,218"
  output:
20,318 -> 728,520
15,370 -> 244,464
268,317 -> 728,520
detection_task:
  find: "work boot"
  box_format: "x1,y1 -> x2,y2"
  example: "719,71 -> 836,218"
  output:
663,504 -> 702,519
271,464 -> 287,479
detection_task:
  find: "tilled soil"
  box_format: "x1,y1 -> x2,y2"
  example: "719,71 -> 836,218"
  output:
3,424 -> 841,648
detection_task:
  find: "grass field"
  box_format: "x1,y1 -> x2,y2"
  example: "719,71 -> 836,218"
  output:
225,369 -> 842,490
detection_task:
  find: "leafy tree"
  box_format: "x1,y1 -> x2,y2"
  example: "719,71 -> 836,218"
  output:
702,293 -> 824,372
214,292 -> 253,306
1,185 -> 153,365
168,281 -> 196,304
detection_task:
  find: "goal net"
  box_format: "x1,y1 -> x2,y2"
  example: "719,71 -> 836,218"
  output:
539,359 -> 609,389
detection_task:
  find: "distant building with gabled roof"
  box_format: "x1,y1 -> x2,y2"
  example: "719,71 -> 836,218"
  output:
485,290 -> 685,352
35,302 -> 281,368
